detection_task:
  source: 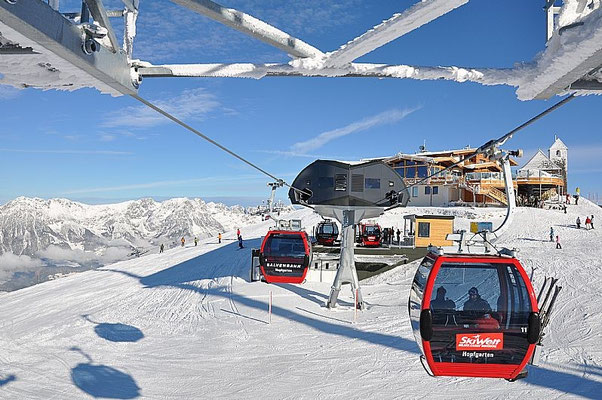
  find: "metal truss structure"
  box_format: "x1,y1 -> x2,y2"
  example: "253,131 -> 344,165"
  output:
1,0 -> 602,99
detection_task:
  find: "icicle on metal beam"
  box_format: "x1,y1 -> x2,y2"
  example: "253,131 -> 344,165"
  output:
0,0 -> 137,95
136,61 -> 520,88
168,0 -> 323,59
322,0 -> 469,68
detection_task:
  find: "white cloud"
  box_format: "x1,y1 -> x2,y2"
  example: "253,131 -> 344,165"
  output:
37,245 -> 131,266
291,108 -> 420,154
0,253 -> 44,281
102,88 -> 221,128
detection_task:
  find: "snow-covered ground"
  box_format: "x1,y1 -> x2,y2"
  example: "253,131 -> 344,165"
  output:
0,203 -> 600,399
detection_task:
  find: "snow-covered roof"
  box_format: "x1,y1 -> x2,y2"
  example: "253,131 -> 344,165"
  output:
519,149 -> 561,171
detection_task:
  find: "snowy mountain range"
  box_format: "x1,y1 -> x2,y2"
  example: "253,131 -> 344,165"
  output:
0,197 -> 276,289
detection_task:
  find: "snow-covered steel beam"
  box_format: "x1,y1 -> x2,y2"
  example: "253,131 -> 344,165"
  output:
0,0 -> 137,95
323,0 -> 468,68
169,0 -> 323,59
84,0 -> 119,52
136,62 -> 521,87
517,7 -> 602,100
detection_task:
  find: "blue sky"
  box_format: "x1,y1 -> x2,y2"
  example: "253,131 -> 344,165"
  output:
1,0 -> 600,206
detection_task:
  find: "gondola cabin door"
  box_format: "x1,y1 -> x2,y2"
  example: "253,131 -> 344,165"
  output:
259,230 -> 311,284
409,253 -> 540,379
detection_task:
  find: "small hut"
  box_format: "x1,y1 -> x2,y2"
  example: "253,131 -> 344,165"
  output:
402,215 -> 454,248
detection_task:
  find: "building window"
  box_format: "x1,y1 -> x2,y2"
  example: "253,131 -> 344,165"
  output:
418,222 -> 430,238
425,186 -> 431,195
412,187 -> 418,197
365,178 -> 380,189
433,186 -> 439,195
335,174 -> 347,191
417,166 -> 428,178
556,150 -> 561,157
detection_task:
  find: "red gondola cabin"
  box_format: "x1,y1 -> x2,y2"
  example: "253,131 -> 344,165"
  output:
359,223 -> 381,247
409,251 -> 540,380
259,230 -> 312,284
315,220 -> 339,246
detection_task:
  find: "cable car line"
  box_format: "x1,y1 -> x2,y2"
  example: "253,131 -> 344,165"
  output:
130,93 -> 311,200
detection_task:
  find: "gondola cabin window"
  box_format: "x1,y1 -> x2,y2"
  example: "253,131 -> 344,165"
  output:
418,222 -> 430,238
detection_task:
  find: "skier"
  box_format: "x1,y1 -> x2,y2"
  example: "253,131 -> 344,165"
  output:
566,193 -> 570,204
194,237 -> 198,246
585,216 -> 591,230
575,194 -> 580,205
159,243 -> 164,253
238,234 -> 244,249
236,228 -> 241,240
218,232 -> 222,244
549,227 -> 554,242
591,215 -> 595,229
556,235 -> 561,249
576,216 -> 581,229
181,237 -> 185,247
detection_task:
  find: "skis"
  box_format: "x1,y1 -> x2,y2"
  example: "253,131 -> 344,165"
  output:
531,275 -> 562,365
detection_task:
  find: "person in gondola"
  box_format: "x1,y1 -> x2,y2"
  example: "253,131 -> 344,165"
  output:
463,287 -> 492,313
431,286 -> 457,326
431,286 -> 456,310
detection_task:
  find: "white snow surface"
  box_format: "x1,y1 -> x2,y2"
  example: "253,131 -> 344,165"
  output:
0,202 -> 601,398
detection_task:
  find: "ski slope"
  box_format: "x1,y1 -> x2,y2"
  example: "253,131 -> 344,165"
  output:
0,204 -> 601,399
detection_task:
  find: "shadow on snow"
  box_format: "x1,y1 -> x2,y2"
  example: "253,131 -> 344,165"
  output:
70,347 -> 140,399
0,374 -> 16,387
108,240 -> 601,397
82,314 -> 144,343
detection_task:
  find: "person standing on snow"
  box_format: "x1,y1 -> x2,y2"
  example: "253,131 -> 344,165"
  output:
585,216 -> 591,230
556,235 -> 562,249
218,232 -> 222,244
396,229 -> 401,245
576,217 -> 581,229
160,243 -> 164,253
549,227 -> 554,242
181,237 -> 185,247
194,237 -> 198,246
238,234 -> 244,249
591,215 -> 595,229
236,228 -> 241,240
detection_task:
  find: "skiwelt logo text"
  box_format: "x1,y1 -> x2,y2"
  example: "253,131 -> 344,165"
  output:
456,333 -> 503,351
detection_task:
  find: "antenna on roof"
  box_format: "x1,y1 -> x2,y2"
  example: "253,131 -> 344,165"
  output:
419,140 -> 427,153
